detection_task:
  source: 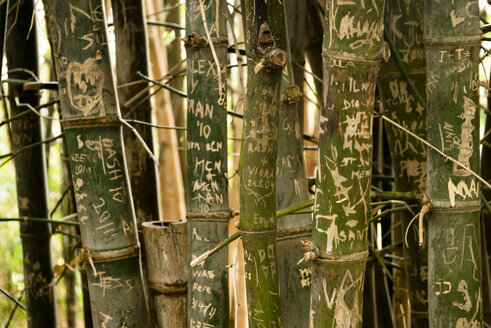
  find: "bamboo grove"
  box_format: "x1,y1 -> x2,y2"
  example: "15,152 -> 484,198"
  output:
1,0 -> 491,327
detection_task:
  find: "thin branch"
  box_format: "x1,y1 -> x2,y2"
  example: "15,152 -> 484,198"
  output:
0,287 -> 26,311
0,134 -> 63,167
146,2 -> 184,18
0,216 -> 80,226
124,119 -> 186,130
383,27 -> 426,107
379,112 -> 491,190
198,0 -> 226,102
146,20 -> 185,30
137,71 -> 187,98
120,119 -> 159,165
50,182 -> 73,217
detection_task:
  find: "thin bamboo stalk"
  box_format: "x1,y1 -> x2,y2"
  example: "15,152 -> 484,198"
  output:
112,0 -> 161,226
424,1 -> 482,326
6,0 -> 56,326
308,0 -> 385,326
377,0 -> 428,326
240,0 -> 287,326
276,1 -> 312,326
111,1 -> 160,324
185,0 -> 230,326
43,0 -> 149,325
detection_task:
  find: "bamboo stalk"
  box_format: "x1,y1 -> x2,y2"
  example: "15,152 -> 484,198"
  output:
111,1 -> 160,323
377,1 -> 428,326
240,0 -> 287,326
43,0 -> 149,325
185,0 -> 230,326
424,1 -> 482,326
276,1 -> 312,326
308,0 -> 385,326
6,0 -> 57,326
143,220 -> 187,327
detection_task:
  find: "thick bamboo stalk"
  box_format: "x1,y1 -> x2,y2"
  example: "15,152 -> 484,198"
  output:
424,1 -> 482,326
43,0 -> 149,326
143,220 -> 187,327
185,0 -> 230,326
6,0 -> 57,326
377,1 -> 428,326
276,1 -> 311,327
240,0 -> 287,326
308,1 -> 385,326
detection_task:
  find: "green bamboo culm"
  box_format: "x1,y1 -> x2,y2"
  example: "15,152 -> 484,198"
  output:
308,0 -> 385,326
240,0 -> 287,326
43,0 -> 149,326
377,0 -> 428,326
185,0 -> 230,327
276,0 -> 312,326
424,1 -> 482,327
6,0 -> 57,326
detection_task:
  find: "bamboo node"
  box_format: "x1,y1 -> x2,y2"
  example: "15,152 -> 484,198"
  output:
182,33 -> 228,48
182,33 -> 207,48
186,210 -> 233,221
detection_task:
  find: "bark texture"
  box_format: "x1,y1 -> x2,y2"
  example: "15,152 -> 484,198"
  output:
44,0 -> 149,326
424,1 -> 482,326
185,0 -> 230,327
378,0 -> 428,326
240,0 -> 287,326
309,0 -> 385,326
7,0 -> 56,326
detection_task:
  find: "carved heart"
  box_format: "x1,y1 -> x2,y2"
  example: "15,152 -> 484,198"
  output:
67,58 -> 104,116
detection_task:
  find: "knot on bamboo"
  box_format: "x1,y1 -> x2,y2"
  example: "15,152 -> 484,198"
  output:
182,33 -> 227,48
301,239 -> 319,262
182,33 -> 207,48
78,247 -> 94,264
254,48 -> 288,74
283,85 -> 302,104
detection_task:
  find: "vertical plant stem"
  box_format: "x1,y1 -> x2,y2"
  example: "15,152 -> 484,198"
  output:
424,1 -> 482,326
276,0 -> 312,327
6,0 -> 57,326
185,0 -> 230,327
240,0 -> 287,326
111,0 -> 160,324
309,0 -> 385,326
43,0 -> 149,326
377,1 -> 428,326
